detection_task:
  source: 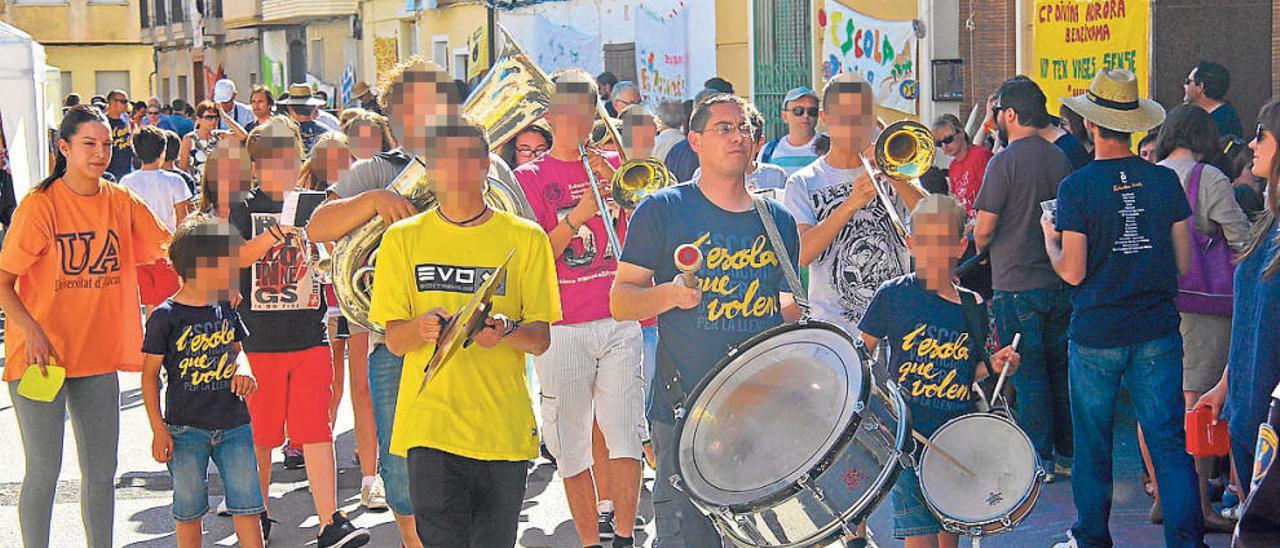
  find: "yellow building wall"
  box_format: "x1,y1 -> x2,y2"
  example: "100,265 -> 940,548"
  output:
4,2 -> 142,44
416,4 -> 487,75
45,45 -> 155,100
716,0 -> 750,100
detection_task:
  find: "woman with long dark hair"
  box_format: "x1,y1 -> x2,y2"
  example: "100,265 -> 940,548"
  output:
0,105 -> 170,547
1198,99 -> 1280,499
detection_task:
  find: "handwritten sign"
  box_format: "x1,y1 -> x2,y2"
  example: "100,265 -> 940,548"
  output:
636,8 -> 690,106
818,3 -> 919,115
1033,0 -> 1150,115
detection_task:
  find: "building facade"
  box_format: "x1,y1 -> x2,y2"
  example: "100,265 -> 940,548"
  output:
1,0 -> 153,101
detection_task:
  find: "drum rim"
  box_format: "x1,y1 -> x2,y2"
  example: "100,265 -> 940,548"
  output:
917,411 -> 1044,532
673,319 -> 872,511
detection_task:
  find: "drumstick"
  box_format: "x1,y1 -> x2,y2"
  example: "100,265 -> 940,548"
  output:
674,244 -> 703,288
912,430 -> 975,477
991,333 -> 1021,402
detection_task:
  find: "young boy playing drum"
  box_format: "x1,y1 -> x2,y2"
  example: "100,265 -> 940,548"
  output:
858,194 -> 1022,548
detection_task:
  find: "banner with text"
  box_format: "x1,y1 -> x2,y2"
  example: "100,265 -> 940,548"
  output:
818,3 -> 919,115
635,8 -> 689,107
1033,0 -> 1149,115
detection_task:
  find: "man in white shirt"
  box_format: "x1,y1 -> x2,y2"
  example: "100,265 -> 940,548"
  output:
758,86 -> 827,177
212,79 -> 255,130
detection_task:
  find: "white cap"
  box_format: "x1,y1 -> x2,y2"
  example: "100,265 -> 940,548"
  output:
212,79 -> 236,103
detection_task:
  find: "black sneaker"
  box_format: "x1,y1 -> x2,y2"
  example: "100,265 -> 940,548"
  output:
540,442 -> 557,466
598,511 -> 616,540
283,446 -> 305,470
612,535 -> 635,547
259,513 -> 278,543
317,511 -> 370,548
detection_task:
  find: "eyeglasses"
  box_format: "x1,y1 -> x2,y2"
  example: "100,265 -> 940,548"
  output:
790,106 -> 819,118
1185,78 -> 1198,86
934,134 -> 957,147
515,146 -> 548,157
111,98 -> 129,104
200,115 -> 220,120
697,122 -> 756,138
991,105 -> 1010,116
147,110 -> 160,115
1254,123 -> 1268,143
614,98 -> 642,107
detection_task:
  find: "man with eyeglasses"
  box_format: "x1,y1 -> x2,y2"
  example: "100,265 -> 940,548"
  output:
783,73 -> 926,338
105,89 -> 137,180
609,81 -> 643,118
759,86 -> 828,177
973,77 -> 1076,482
1183,60 -> 1244,139
611,92 -> 801,547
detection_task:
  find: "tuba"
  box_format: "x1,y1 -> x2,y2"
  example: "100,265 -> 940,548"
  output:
329,27 -> 547,333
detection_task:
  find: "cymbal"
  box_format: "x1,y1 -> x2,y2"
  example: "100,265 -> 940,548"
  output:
417,249 -> 516,395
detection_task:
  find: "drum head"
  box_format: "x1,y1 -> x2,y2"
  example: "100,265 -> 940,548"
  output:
677,323 -> 866,508
919,414 -> 1039,524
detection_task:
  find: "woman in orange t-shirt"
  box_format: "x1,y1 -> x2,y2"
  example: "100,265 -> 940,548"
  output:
0,105 -> 169,548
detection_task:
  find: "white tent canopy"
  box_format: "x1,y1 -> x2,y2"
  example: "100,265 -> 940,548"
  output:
0,21 -> 53,200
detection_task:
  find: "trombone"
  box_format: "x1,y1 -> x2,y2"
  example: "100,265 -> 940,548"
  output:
856,119 -> 936,246
578,100 -> 677,258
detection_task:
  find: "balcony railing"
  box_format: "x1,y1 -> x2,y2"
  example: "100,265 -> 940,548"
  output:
261,0 -> 357,24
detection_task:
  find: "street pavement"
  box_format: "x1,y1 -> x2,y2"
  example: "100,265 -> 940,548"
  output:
0,370 -> 1234,547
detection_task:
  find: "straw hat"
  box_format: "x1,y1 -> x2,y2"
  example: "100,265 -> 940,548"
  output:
276,83 -> 324,107
352,81 -> 374,101
1060,68 -> 1164,133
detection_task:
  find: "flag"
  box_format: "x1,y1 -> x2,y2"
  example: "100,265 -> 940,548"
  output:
340,64 -> 356,107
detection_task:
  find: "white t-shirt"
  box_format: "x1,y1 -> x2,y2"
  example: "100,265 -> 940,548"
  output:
316,110 -> 342,132
119,169 -> 194,231
759,133 -> 821,177
783,158 -> 909,335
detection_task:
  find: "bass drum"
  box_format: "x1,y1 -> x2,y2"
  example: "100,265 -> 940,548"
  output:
918,412 -> 1044,536
672,320 -> 912,547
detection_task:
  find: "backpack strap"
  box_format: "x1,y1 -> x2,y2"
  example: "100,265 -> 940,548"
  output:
958,289 -> 990,370
761,137 -> 781,164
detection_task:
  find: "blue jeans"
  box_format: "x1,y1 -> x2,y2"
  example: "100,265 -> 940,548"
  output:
1069,333 -> 1205,548
651,419 -> 722,547
368,344 -> 414,516
642,324 -> 659,416
991,286 -> 1073,466
891,467 -> 941,538
166,423 -> 264,522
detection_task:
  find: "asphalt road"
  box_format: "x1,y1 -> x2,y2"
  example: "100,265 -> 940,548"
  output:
0,370 -> 1233,547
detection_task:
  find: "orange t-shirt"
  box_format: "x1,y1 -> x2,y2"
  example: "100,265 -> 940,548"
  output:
0,179 -> 169,381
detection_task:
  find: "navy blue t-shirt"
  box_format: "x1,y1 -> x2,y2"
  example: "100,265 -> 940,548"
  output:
1053,132 -> 1092,172
621,182 -> 800,424
1225,220 -> 1280,444
1210,102 -> 1245,139
298,120 -> 328,155
859,274 -> 981,435
1055,156 -> 1192,348
107,116 -> 135,181
142,301 -> 252,430
662,139 -> 700,183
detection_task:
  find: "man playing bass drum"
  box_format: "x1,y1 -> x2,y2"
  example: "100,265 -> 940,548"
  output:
610,93 -> 801,546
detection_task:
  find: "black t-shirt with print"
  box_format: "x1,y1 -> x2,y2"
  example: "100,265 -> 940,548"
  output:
229,187 -> 328,353
107,116 -> 135,181
142,301 -> 252,430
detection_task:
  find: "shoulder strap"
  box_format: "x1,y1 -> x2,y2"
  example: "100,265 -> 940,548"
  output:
376,149 -> 413,168
1186,162 -> 1205,210
958,290 -> 990,368
761,137 -> 781,164
751,195 -> 808,313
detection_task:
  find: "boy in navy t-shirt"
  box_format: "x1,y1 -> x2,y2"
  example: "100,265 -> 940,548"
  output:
859,195 -> 1022,544
141,216 -> 264,547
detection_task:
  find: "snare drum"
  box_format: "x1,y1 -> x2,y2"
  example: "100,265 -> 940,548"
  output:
918,412 -> 1044,536
671,320 -> 912,547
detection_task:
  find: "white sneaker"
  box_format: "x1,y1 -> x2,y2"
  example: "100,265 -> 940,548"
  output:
361,477 -> 389,512
215,497 -> 230,517
1051,530 -> 1077,548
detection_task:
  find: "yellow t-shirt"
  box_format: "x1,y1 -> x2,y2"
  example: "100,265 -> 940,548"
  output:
369,209 -> 561,461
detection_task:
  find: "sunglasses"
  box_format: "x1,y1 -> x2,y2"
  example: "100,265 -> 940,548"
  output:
991,105 -> 1010,116
111,98 -> 129,104
200,115 -> 220,120
935,134 -> 957,147
790,106 -> 819,118
1185,78 -> 1198,86
1254,123 -> 1269,143
147,110 -> 160,115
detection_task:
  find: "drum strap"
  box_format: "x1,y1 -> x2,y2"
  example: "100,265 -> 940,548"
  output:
751,195 -> 809,314
958,290 -> 992,376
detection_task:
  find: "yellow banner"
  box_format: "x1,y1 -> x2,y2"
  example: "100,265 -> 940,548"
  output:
1032,0 -> 1149,115
467,25 -> 490,82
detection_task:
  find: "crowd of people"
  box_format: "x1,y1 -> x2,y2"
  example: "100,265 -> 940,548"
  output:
0,50 -> 1276,548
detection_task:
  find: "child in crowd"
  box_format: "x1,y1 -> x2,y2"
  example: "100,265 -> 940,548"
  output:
859,194 -> 1022,548
230,116 -> 369,547
140,215 -> 263,547
120,125 -> 194,309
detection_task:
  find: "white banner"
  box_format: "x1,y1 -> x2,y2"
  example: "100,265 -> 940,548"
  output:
532,15 -> 602,77
634,8 -> 689,107
818,3 -> 919,114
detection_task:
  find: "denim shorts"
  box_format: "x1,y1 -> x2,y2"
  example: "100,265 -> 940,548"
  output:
891,467 -> 942,539
167,422 -> 264,522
